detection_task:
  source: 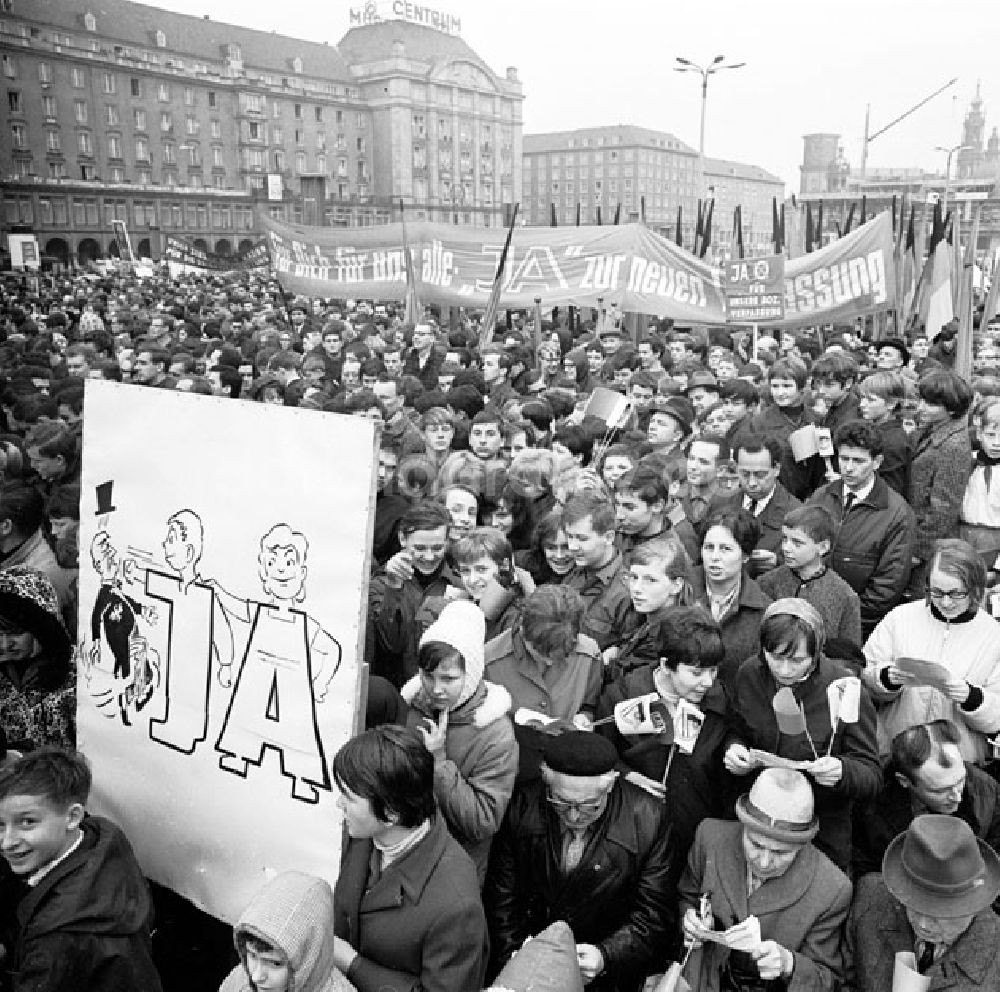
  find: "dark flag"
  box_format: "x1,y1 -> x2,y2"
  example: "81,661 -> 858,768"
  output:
613,203 -> 621,225
805,203 -> 814,254
550,203 -> 558,227
843,203 -> 855,236
676,206 -> 683,247
699,199 -> 714,258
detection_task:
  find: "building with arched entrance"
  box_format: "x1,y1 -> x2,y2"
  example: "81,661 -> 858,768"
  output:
0,0 -> 522,265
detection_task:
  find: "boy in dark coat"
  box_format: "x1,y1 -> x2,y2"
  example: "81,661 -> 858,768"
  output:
0,747 -> 161,992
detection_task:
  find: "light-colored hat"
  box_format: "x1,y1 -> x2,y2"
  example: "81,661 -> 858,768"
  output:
419,599 -> 486,706
736,767 -> 818,844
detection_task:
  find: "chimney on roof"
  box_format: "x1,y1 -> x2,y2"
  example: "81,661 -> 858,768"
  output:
203,13 -> 209,18
506,66 -> 519,82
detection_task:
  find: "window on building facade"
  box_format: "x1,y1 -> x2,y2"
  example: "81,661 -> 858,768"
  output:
186,115 -> 198,135
71,67 -> 85,88
103,71 -> 115,94
73,100 -> 87,123
295,151 -> 306,173
163,142 -> 176,164
2,56 -> 15,79
210,119 -> 221,138
77,131 -> 93,156
9,121 -> 25,148
131,78 -> 141,98
184,86 -> 194,106
107,134 -> 122,158
158,83 -> 169,102
135,136 -> 150,161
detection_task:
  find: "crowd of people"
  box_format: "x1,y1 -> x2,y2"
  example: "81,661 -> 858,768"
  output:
1,262 -> 1000,991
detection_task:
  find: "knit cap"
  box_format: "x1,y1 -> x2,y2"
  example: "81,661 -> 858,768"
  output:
419,599 -> 485,707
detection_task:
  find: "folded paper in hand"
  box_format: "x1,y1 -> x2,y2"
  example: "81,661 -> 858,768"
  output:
896,656 -> 952,693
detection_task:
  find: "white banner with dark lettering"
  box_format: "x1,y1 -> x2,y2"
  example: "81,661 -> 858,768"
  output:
776,212 -> 896,327
263,215 -> 729,324
76,380 -> 374,923
263,213 -> 896,326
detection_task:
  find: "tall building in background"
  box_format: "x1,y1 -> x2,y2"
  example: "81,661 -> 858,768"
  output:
0,0 -> 521,266
523,124 -> 783,253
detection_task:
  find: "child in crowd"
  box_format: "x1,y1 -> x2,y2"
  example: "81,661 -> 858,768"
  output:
0,746 -> 162,991
758,505 -> 862,646
961,395 -> 1000,555
856,370 -> 912,495
586,533 -> 695,679
219,871 -> 355,992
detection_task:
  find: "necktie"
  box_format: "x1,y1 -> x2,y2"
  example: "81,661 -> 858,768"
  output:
843,492 -> 857,513
562,828 -> 587,873
917,941 -> 936,974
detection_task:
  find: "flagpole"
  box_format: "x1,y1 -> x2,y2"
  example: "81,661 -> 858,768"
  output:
477,202 -> 519,349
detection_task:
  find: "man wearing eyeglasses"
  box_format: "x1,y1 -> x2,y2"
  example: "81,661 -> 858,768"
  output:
485,731 -> 674,992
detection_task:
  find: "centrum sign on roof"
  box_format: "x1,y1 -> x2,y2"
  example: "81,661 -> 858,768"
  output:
725,254 -> 785,323
349,0 -> 462,34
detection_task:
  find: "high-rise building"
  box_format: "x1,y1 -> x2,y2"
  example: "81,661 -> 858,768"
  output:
0,0 -> 521,267
523,124 -> 783,253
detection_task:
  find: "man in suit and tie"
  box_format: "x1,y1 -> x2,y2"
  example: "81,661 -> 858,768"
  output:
731,435 -> 800,575
807,420 -> 916,637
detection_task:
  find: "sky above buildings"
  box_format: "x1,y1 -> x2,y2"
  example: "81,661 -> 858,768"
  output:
154,0 -> 999,192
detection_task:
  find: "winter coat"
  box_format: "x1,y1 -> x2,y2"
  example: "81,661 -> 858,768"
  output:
808,475 -> 916,633
597,667 -> 733,880
5,815 -> 161,992
758,565 -> 862,647
745,404 -> 825,501
727,653 -> 882,873
908,417 -> 973,563
690,567 -> 772,694
219,871 -> 355,992
845,874 -> 1000,992
485,626 -> 602,781
0,649 -> 75,750
366,563 -> 461,688
485,778 -> 675,992
334,814 -> 488,992
862,600 -> 1000,764
404,679 -> 518,884
678,819 -> 852,992
852,761 -> 1000,879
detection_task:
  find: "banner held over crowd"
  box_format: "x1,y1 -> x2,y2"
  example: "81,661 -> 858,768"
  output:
77,381 -> 374,924
263,215 -> 729,323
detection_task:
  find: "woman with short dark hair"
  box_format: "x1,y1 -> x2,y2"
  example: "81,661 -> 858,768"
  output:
331,724 -> 488,992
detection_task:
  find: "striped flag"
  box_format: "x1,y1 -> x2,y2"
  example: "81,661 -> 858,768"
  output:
919,204 -> 954,340
478,202 -> 519,348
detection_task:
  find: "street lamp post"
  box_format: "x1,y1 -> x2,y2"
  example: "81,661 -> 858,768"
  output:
674,54 -> 746,158
935,143 -> 970,217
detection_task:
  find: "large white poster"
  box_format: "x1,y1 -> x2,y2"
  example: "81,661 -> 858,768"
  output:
76,381 -> 375,923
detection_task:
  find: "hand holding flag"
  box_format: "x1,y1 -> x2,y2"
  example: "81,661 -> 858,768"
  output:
773,687 -> 818,759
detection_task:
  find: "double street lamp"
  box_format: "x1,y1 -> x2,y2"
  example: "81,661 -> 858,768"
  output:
935,143 -> 970,216
674,55 -> 746,158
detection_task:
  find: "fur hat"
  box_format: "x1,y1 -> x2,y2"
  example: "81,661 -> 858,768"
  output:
0,566 -> 70,667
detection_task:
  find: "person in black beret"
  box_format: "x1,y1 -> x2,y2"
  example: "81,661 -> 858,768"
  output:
485,730 -> 676,992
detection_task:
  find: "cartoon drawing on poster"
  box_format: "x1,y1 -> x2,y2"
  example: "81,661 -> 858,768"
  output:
209,523 -> 342,803
76,380 -> 373,925
82,482 -> 161,725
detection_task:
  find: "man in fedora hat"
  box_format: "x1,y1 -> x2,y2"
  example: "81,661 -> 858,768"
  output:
678,768 -> 851,992
845,814 -> 1000,990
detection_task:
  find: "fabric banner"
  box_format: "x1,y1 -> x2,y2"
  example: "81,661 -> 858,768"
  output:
76,380 -> 374,923
164,235 -> 270,273
262,212 -> 897,328
263,215 -> 729,322
774,213 -> 896,327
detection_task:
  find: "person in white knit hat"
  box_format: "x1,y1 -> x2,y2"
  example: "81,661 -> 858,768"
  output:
403,598 -> 518,885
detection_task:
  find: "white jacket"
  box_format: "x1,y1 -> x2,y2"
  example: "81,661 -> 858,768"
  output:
863,600 -> 1000,764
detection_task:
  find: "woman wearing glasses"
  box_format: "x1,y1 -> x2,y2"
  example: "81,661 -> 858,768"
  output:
863,538 -> 1000,765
